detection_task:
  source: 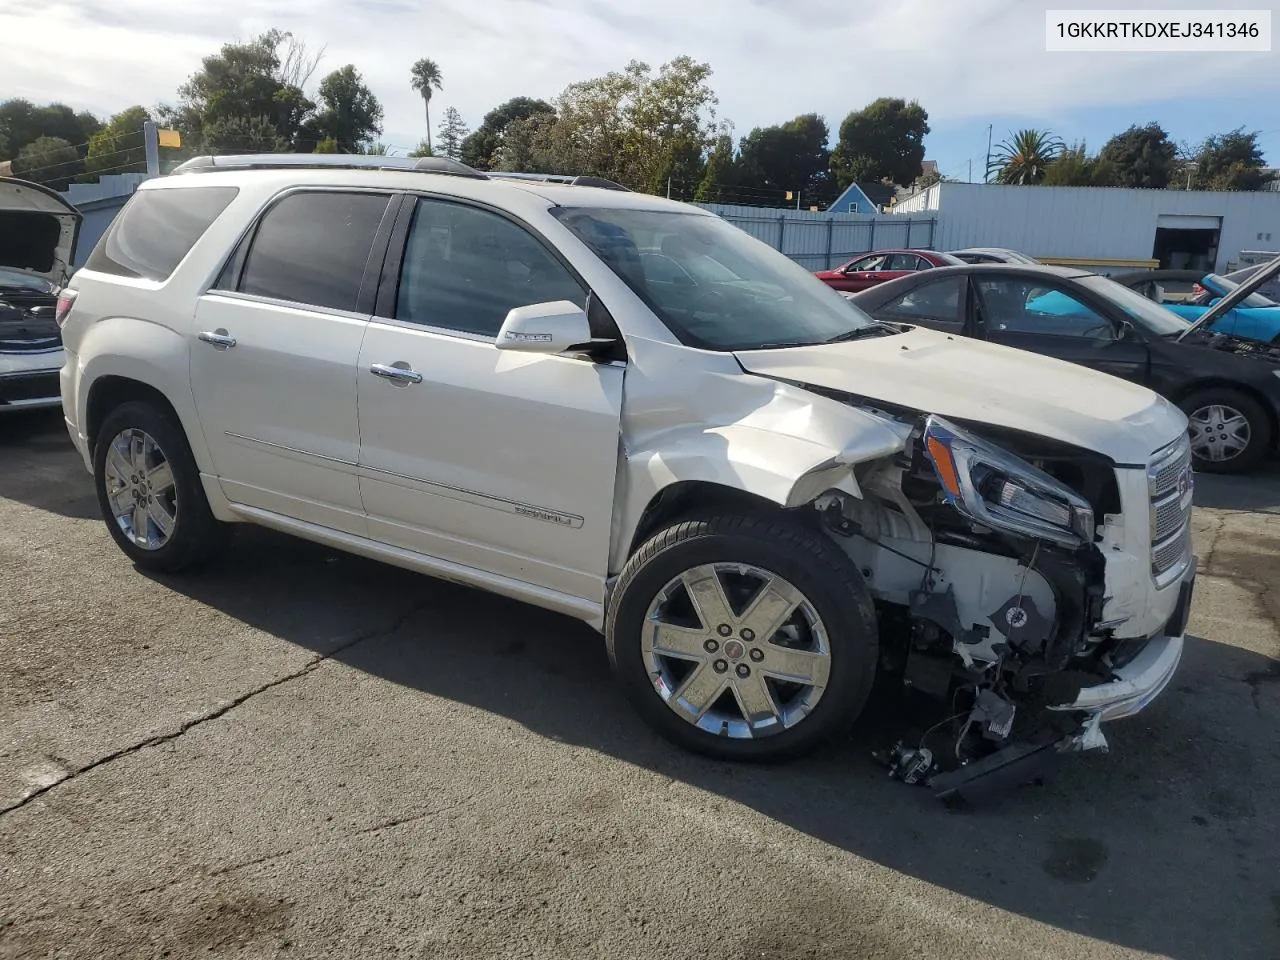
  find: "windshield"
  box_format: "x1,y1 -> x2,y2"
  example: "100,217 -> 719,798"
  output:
1076,275 -> 1191,336
0,267 -> 52,291
1201,273 -> 1277,309
550,206 -> 880,350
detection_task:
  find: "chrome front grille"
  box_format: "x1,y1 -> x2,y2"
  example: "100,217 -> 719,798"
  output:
1147,435 -> 1193,588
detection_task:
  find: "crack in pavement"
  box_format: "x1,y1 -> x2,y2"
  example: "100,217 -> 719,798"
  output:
208,791 -> 483,880
0,597 -> 434,818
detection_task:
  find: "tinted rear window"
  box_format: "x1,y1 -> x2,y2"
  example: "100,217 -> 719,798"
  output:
85,186 -> 239,281
237,191 -> 390,312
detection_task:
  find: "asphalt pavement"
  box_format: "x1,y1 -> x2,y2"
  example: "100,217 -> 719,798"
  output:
1,409 -> 1278,960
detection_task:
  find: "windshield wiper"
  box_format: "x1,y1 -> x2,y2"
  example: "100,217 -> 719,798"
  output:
823,323 -> 899,344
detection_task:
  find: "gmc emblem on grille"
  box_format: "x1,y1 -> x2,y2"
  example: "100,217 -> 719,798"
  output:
1178,465 -> 1193,500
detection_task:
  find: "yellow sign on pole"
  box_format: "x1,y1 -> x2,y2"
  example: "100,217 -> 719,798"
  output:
157,129 -> 182,148
784,190 -> 794,200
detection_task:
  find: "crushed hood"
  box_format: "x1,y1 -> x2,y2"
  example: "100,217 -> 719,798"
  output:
0,177 -> 82,285
735,326 -> 1187,464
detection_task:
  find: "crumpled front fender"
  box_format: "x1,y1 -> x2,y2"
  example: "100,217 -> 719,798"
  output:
610,346 -> 909,573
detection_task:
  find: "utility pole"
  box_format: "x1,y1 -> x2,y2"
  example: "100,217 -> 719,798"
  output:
968,159 -> 972,183
143,121 -> 160,177
667,176 -> 672,199
984,124 -> 992,183
796,189 -> 801,210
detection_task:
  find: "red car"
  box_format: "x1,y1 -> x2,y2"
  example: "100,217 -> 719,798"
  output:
814,249 -> 965,293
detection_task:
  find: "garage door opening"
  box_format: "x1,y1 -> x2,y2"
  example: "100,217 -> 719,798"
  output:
1152,214 -> 1221,272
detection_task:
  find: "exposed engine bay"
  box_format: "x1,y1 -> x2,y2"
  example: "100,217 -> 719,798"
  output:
802,393 -> 1191,802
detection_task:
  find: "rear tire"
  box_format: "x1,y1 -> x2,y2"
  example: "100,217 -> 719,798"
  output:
1178,387 -> 1271,474
605,511 -> 879,762
93,400 -> 228,572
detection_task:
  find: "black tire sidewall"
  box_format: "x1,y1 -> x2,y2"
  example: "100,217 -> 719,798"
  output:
606,515 -> 878,762
92,401 -> 221,571
1179,388 -> 1271,474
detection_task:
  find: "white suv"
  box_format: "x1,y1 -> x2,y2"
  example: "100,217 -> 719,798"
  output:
57,155 -> 1196,788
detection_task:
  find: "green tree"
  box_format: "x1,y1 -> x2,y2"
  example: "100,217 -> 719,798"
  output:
988,129 -> 1065,184
12,136 -> 81,190
82,105 -> 152,180
436,106 -> 469,160
408,138 -> 433,158
0,99 -> 99,162
1091,123 -> 1176,188
460,96 -> 554,170
519,56 -> 721,192
1192,128 -> 1272,191
830,97 -> 929,189
201,115 -> 288,154
736,113 -> 831,199
624,56 -> 722,194
695,133 -> 737,201
174,29 -> 315,151
490,112 -> 556,171
301,65 -> 384,150
409,58 -> 443,153
1042,141 -> 1098,186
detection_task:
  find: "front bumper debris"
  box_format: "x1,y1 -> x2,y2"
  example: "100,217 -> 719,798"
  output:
1051,557 -> 1195,724
881,559 -> 1196,803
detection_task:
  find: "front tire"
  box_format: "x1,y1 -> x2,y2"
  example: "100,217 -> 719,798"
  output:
93,400 -> 228,572
1179,387 -> 1271,474
605,512 -> 879,762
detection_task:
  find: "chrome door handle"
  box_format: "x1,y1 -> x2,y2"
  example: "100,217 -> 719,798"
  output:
370,363 -> 423,385
198,331 -> 236,349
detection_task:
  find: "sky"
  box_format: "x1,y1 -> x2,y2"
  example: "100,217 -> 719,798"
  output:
1,0 -> 1277,185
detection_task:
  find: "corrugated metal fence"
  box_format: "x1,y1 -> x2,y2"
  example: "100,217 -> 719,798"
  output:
693,202 -> 939,270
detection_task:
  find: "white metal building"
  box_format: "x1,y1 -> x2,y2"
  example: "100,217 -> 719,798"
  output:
891,182 -> 1280,274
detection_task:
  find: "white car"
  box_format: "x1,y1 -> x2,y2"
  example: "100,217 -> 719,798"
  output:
57,155 -> 1196,791
1,176 -> 81,411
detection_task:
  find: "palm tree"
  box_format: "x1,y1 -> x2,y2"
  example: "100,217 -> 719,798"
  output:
988,129 -> 1066,185
409,59 -> 443,153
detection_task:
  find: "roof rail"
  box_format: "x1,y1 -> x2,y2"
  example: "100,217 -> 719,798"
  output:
486,171 -> 632,192
170,154 -> 489,179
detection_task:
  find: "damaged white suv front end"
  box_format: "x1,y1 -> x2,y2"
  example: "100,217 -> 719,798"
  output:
716,326 -> 1196,797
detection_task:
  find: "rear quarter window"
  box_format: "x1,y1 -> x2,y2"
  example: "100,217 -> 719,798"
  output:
84,186 -> 239,281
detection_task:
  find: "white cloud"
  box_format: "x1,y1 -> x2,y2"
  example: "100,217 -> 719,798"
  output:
0,0 -> 1274,151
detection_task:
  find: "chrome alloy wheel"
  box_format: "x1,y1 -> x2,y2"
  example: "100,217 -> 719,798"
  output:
1188,404 -> 1251,463
641,563 -> 831,738
103,428 -> 178,550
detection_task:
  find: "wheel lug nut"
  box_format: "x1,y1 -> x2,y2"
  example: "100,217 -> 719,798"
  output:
749,648 -> 764,662
740,628 -> 755,642
735,664 -> 751,678
703,638 -> 719,653
717,624 -> 732,637
713,659 -> 729,674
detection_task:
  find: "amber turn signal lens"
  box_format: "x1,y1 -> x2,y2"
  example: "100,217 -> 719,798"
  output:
926,436 -> 961,497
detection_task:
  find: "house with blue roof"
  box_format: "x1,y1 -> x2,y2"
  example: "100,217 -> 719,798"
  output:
826,181 -> 897,214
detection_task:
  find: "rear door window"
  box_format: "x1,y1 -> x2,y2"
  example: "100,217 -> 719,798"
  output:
85,186 -> 239,281
235,191 -> 391,313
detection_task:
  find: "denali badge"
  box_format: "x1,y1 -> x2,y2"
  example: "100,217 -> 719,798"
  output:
505,331 -> 553,342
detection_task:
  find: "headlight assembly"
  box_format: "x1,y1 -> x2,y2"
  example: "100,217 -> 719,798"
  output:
922,415 -> 1095,548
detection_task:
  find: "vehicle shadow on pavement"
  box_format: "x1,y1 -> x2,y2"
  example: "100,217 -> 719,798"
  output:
144,523 -> 1280,960
1193,461 -> 1280,514
0,409 -> 99,520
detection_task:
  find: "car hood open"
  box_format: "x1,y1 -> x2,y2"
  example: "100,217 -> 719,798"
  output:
0,177 -> 82,286
735,326 -> 1186,464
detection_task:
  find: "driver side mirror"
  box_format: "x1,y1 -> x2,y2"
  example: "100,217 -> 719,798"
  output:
495,300 -> 602,355
1117,318 -> 1135,340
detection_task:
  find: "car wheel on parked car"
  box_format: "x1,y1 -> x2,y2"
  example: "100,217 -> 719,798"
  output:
1178,387 -> 1272,474
605,511 -> 879,761
93,400 -> 228,571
